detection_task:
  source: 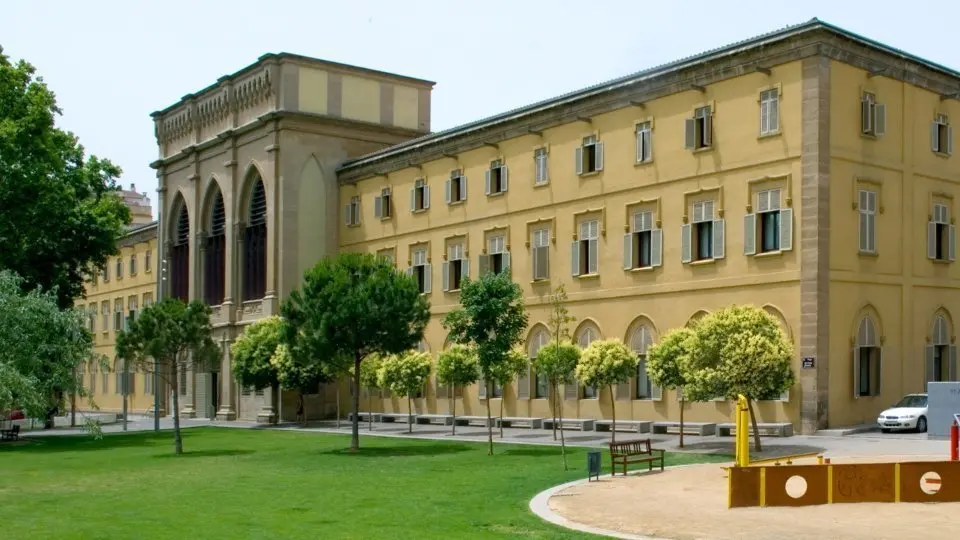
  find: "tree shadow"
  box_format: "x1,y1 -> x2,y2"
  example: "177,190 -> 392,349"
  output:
500,446 -> 577,458
677,440 -> 823,458
0,432 -> 176,454
319,444 -> 471,458
153,449 -> 256,459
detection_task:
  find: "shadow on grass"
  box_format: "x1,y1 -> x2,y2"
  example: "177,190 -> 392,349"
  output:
153,449 -> 256,459
319,444 -> 471,458
1,431 -> 176,454
499,446 -> 577,458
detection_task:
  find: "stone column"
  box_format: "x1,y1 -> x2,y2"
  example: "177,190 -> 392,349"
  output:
233,221 -> 246,318
179,362 -> 196,418
222,157 -> 238,314
263,140 -> 280,307
216,336 -> 237,420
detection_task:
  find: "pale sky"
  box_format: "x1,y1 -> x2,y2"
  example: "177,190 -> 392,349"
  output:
3,1 -> 958,215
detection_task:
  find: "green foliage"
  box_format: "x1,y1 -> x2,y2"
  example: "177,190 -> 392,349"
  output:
645,327 -> 695,393
0,270 -> 91,418
230,316 -> 285,391
488,347 -> 529,386
270,344 -> 329,393
0,48 -> 131,308
683,305 -> 795,402
377,351 -> 432,399
435,344 -> 479,389
116,298 -> 217,371
575,339 -> 637,389
357,352 -> 386,391
547,284 -> 575,343
532,341 -> 581,385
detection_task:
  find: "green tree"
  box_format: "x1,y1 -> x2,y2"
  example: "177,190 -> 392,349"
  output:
0,48 -> 130,309
377,351 -> 432,433
532,341 -> 580,469
116,298 -> 218,455
489,347 -> 529,438
355,353 -> 386,431
0,270 -> 92,422
442,270 -> 528,455
282,252 -> 430,451
683,305 -> 795,452
575,339 -> 638,443
230,316 -> 284,423
270,343 -> 329,426
435,344 -> 479,435
546,285 -> 576,441
646,327 -> 696,448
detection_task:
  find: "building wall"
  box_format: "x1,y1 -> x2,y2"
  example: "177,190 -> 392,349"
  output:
340,60 -> 807,425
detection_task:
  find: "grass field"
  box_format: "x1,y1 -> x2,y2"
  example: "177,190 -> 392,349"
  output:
0,427 -> 727,539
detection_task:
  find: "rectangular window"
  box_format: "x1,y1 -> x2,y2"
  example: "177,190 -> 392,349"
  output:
344,196 -> 361,227
102,265 -> 109,282
142,293 -> 153,308
144,371 -> 154,395
575,135 -> 604,176
636,356 -> 652,399
442,243 -> 467,292
373,188 -> 392,219
534,147 -> 549,185
571,220 -> 600,276
89,305 -> 97,333
128,296 -> 138,325
929,203 -> 955,262
532,228 -> 550,281
129,254 -> 137,275
759,89 -> 779,135
861,92 -> 886,137
693,201 -> 713,260
635,122 -> 652,163
409,247 -> 432,294
480,235 -> 509,275
684,106 -> 713,150
932,114 -> 953,155
114,299 -> 122,331
179,369 -> 188,396
623,211 -> 662,270
101,301 -> 109,330
410,178 -> 430,212
758,189 -> 781,253
858,190 -> 877,253
446,170 -> 467,204
116,258 -> 123,280
485,160 -> 508,195
145,250 -> 152,273
856,347 -> 881,397
377,249 -> 395,266
491,381 -> 503,398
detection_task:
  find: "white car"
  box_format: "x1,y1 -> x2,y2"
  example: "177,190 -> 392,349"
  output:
877,393 -> 928,433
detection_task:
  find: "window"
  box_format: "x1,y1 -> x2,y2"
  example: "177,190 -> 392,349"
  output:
89,362 -> 97,394
575,135 -> 604,175
446,170 -> 467,204
410,178 -> 430,212
145,250 -> 152,273
926,316 -> 956,389
531,228 -> 550,281
374,187 -> 392,219
204,190 -> 227,305
101,301 -> 109,331
170,200 -> 190,302
534,147 -> 549,185
377,249 -> 395,266
858,190 -> 877,253
485,160 -> 508,195
682,200 -> 725,263
631,326 -> 661,400
928,203 -> 955,262
102,265 -> 109,282
571,220 -> 599,277
102,363 -> 110,393
853,316 -> 881,398
89,305 -> 97,333
684,106 -> 713,150
114,299 -> 123,331
128,296 -> 138,324
577,327 -> 598,398
480,235 -> 510,275
623,211 -> 662,270
408,247 -> 432,294
344,196 -> 361,227
860,92 -> 886,137
529,329 -> 550,398
144,370 -> 154,395
129,254 -> 137,275
491,380 -> 503,398
115,258 -> 123,280
179,368 -> 188,396
744,189 -> 793,255
441,243 -> 467,292
759,88 -> 779,135
932,114 -> 953,155
635,122 -> 652,163
143,293 -> 153,308
243,178 -> 268,301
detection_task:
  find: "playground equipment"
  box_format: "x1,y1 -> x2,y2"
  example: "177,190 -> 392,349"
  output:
728,396 -> 960,508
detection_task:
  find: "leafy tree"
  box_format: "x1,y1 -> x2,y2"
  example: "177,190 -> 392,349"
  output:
435,344 -> 479,435
116,298 -> 218,455
270,343 -> 328,426
532,341 -> 580,469
0,270 -> 92,422
0,48 -> 131,309
683,305 -> 795,452
231,316 -> 284,423
489,347 -> 529,438
355,353 -> 386,431
282,252 -> 430,451
442,270 -> 528,455
546,285 -> 576,441
646,327 -> 696,448
377,351 -> 432,433
575,339 -> 637,443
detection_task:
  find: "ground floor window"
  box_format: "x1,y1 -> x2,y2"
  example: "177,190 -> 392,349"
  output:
855,346 -> 881,397
535,373 -> 548,398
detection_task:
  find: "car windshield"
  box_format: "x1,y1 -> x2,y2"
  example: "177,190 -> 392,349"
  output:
894,395 -> 927,408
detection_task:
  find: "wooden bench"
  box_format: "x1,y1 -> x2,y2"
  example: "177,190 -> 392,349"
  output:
716,422 -> 793,437
542,418 -> 596,431
652,421 -> 716,436
453,415 -> 498,428
0,425 -> 20,442
347,412 -> 381,423
415,414 -> 454,426
609,438 -> 664,476
594,420 -> 652,434
496,417 -> 544,429
379,413 -> 416,424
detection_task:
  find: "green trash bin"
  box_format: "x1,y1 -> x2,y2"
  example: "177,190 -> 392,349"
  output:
587,450 -> 602,482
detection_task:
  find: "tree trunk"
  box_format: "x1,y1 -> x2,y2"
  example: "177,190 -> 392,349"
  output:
70,366 -> 77,428
499,394 -> 504,438
368,393 -> 373,431
610,385 -> 617,445
299,392 -> 307,427
558,383 -> 568,471
451,389 -> 457,435
172,360 -> 183,455
407,396 -> 413,434
485,395 -> 493,456
350,353 -> 361,452
747,397 -> 763,453
336,382 -> 341,429
551,380 -> 558,441
679,397 -> 685,449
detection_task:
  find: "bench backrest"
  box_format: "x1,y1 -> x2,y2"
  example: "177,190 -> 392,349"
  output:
609,439 -> 651,455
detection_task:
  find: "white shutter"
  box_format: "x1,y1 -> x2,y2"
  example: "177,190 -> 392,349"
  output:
949,126 -> 955,155
770,94 -> 779,132
406,267 -> 414,278
929,221 -> 938,259
409,187 -> 416,211
852,347 -> 860,399
501,252 -> 510,273
484,170 -> 491,195
932,121 -> 940,152
478,379 -> 487,399
779,208 -> 793,251
951,225 -> 957,262
534,246 -> 549,281
478,254 -> 490,276
571,241 -> 581,277
460,175 -> 467,201
760,98 -> 769,134
595,142 -> 604,171
636,130 -> 644,162
681,224 -> 692,263
712,219 -> 725,259
684,118 -> 696,149
343,204 -> 351,225
874,104 -> 886,137
373,196 -> 382,219
462,259 -> 470,279
703,115 -> 713,146
445,179 -> 452,204
925,345 -> 935,391
861,100 -> 872,134
743,214 -> 757,255
575,146 -> 583,176
650,229 -> 663,267
423,264 -> 432,293
623,233 -> 634,270
588,239 -> 598,274
422,186 -> 430,209
441,262 -> 450,292
501,165 -> 509,191
650,383 -> 662,401
517,368 -> 530,400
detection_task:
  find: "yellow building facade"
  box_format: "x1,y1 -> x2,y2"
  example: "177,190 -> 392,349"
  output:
151,19 -> 960,433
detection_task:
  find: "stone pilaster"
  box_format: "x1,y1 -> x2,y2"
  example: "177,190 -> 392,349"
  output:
799,55 -> 831,434
216,336 -> 237,420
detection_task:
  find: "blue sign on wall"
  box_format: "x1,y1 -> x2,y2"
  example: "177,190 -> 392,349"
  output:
801,357 -> 816,369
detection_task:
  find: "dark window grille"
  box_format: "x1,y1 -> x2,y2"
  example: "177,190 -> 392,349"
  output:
204,191 -> 226,305
243,180 -> 267,301
170,203 -> 190,302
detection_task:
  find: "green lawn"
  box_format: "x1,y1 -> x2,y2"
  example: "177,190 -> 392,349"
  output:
0,428 -> 727,539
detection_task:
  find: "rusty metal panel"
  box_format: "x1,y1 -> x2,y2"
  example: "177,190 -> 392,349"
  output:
764,465 -> 829,507
899,461 -> 960,503
728,467 -> 761,508
831,463 -> 896,504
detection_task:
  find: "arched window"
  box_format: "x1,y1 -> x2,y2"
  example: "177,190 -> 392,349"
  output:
926,315 -> 956,388
243,178 -> 267,301
854,315 -> 881,397
89,361 -> 97,394
170,200 -> 190,302
529,328 -> 550,399
631,325 -> 661,400
576,325 -> 599,398
203,189 -> 227,305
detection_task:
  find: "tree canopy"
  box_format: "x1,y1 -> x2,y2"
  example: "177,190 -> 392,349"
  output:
377,351 -> 432,432
0,48 -> 131,308
231,316 -> 285,392
435,344 -> 479,392
533,341 -> 581,387
576,339 -> 637,442
645,327 -> 695,394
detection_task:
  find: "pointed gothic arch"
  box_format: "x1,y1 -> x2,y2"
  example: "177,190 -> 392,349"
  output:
242,171 -> 267,301
202,181 -> 227,305
624,316 -> 661,400
525,324 -> 551,399
170,194 -> 190,301
574,320 -> 602,399
852,307 -> 882,398
926,309 -> 957,388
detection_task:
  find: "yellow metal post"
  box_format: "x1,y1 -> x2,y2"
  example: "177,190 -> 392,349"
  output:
759,467 -> 766,507
736,395 -> 749,467
827,465 -> 833,504
894,463 -> 901,502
